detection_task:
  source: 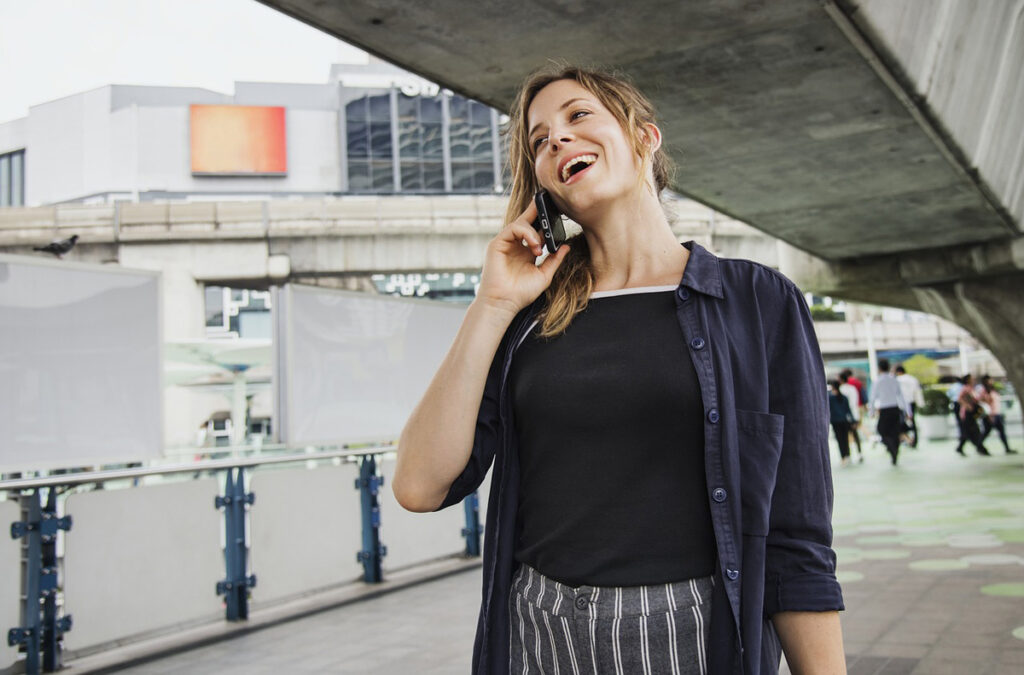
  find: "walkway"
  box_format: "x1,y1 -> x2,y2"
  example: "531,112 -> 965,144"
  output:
95,433 -> 1024,674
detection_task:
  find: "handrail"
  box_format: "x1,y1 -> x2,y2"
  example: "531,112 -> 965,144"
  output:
0,444 -> 396,491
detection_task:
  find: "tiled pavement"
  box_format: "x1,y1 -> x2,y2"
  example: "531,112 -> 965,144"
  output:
106,432 -> 1024,674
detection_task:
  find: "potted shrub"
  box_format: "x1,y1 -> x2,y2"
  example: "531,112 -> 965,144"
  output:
918,386 -> 953,441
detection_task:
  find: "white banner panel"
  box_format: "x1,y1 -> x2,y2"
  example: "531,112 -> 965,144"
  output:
63,480 -> 222,651
249,464 -> 363,606
0,500 -> 21,670
277,285 -> 465,445
0,254 -> 162,470
379,457 -> 467,571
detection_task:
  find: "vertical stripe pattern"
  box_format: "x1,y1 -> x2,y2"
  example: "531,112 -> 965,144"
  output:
510,565 -> 712,675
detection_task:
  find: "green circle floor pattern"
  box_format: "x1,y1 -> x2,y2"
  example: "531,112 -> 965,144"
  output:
980,583 -> 1024,597
829,435 -> 1024,590
908,559 -> 971,571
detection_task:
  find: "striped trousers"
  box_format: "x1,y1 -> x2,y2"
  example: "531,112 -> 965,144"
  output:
510,564 -> 714,675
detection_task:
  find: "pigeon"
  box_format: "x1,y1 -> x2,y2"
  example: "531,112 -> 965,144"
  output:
33,234 -> 79,258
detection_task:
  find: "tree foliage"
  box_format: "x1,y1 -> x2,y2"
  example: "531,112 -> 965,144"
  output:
901,353 -> 939,385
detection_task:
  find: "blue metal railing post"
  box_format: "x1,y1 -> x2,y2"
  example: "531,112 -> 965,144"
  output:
215,468 -> 256,620
462,492 -> 482,557
40,489 -> 71,671
8,489 -> 72,674
355,455 -> 386,582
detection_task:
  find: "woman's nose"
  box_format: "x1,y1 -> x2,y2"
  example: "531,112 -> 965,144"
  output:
548,131 -> 573,152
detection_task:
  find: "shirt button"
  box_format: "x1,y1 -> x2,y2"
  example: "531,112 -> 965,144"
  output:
726,569 -> 739,581
708,409 -> 720,424
712,487 -> 727,502
574,596 -> 589,610
690,337 -> 705,350
676,287 -> 689,301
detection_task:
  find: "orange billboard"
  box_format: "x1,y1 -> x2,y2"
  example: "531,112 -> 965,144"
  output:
190,105 -> 287,175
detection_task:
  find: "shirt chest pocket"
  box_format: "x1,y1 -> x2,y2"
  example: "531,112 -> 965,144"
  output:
735,408 -> 784,536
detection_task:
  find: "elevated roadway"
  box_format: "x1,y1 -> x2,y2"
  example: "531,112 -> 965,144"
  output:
254,0 -> 1024,401
0,196 -> 975,358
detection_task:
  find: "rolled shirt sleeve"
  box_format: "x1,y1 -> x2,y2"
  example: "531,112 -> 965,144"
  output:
763,282 -> 844,615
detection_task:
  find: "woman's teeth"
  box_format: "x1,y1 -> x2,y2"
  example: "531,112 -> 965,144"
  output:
561,154 -> 597,182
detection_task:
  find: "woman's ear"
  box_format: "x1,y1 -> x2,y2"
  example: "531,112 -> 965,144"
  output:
640,123 -> 662,153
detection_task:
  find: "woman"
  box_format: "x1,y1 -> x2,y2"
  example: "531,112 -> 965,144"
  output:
978,375 -> 1017,454
394,65 -> 844,674
829,379 -> 856,466
839,371 -> 864,462
955,374 -> 990,457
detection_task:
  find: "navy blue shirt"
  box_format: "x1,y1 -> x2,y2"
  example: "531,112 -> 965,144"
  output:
438,242 -> 844,674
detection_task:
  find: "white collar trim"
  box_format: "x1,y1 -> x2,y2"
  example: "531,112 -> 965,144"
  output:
589,284 -> 679,298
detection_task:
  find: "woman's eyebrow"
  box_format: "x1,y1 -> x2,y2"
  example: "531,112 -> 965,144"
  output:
528,98 -> 589,138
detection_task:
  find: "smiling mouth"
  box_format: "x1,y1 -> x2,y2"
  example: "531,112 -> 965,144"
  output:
561,154 -> 597,183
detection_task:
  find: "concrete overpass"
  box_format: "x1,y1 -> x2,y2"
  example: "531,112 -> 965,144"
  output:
253,0 -> 1024,397
0,196 -> 976,358
0,195 -> 775,339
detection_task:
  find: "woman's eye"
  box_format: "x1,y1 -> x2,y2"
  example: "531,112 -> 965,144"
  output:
570,110 -> 589,121
532,137 -> 546,151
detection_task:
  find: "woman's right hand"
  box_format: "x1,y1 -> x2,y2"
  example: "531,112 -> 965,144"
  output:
474,200 -> 571,319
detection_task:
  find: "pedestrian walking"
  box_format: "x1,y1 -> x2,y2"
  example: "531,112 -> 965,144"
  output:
955,374 -> 990,457
895,365 -> 924,447
977,375 -> 1016,454
870,358 -> 911,466
829,380 -> 856,466
839,371 -> 864,461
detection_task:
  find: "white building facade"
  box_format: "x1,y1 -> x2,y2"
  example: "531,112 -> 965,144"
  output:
0,62 -> 506,207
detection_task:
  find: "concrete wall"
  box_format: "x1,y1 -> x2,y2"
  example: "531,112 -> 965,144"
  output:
849,0 -> 1024,229
0,117 -> 26,155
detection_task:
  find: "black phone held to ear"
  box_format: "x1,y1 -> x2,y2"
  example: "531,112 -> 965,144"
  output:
532,190 -> 567,256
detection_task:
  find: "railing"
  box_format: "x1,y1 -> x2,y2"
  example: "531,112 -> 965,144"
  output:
0,446 -> 487,674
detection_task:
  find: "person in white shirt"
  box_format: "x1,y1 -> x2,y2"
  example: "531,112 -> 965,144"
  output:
839,372 -> 863,462
870,358 -> 911,466
895,365 -> 924,448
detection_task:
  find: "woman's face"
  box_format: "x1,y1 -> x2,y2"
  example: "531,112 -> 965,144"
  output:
526,79 -> 651,220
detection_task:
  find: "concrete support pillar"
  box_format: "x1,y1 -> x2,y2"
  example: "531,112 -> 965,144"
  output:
912,276 -> 1024,414
781,241 -> 1024,415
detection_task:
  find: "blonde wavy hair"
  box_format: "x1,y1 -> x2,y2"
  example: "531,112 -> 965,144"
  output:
503,64 -> 674,337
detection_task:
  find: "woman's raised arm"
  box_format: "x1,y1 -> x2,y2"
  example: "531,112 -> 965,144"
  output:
392,204 -> 569,512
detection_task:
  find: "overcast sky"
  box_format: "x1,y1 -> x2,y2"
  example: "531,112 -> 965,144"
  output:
0,0 -> 368,124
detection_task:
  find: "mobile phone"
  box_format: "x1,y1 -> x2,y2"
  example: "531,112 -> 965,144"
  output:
532,189 -> 566,256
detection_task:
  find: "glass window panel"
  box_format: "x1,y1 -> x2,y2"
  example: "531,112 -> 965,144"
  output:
371,161 -> 394,191
452,162 -> 473,191
370,121 -> 393,159
449,96 -> 468,121
397,93 -> 417,118
449,120 -> 470,160
205,286 -> 224,329
348,159 -> 371,191
423,162 -> 445,191
0,156 -> 9,206
369,94 -> 391,120
422,123 -> 443,160
470,101 -> 492,126
472,162 -> 495,191
11,152 -> 23,206
346,120 -> 368,158
400,162 -> 423,191
346,97 -> 367,119
470,125 -> 493,160
398,119 -> 421,160
420,97 -> 442,122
